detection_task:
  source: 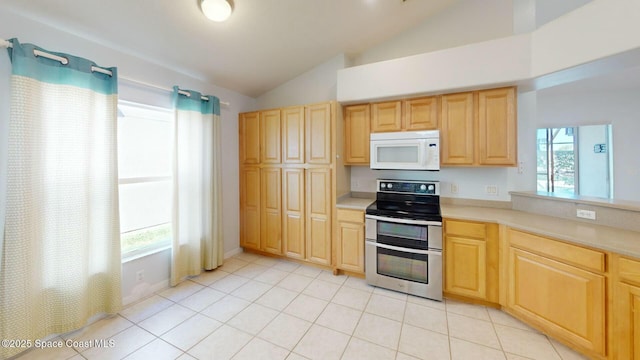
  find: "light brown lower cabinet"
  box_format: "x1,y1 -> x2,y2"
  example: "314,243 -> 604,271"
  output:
335,209 -> 365,274
305,168 -> 332,266
282,168 -> 305,259
260,167 -> 282,255
444,219 -> 498,303
505,229 -> 607,358
613,255 -> 640,360
239,167 -> 261,250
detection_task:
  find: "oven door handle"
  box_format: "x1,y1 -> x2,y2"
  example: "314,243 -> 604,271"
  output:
365,214 -> 442,226
367,240 -> 442,256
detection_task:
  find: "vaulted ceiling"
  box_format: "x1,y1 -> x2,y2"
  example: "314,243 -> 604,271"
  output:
1,0 -> 459,97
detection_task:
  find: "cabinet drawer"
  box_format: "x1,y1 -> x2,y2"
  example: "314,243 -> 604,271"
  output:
337,209 -> 364,223
445,219 -> 486,239
508,229 -> 605,273
619,256 -> 640,285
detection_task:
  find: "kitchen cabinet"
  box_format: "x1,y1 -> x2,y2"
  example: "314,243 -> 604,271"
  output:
440,87 -> 517,166
477,87 -> 517,165
260,167 -> 282,254
613,255 -> 640,360
239,112 -> 260,165
306,103 -> 332,164
404,96 -> 438,130
371,100 -> 402,132
336,209 -> 365,274
440,92 -> 475,165
282,106 -> 305,164
306,168 -> 332,266
370,97 -> 438,133
239,101 -> 338,268
239,167 -> 261,250
260,109 -> 281,164
444,219 -> 499,303
343,104 -> 370,165
282,168 -> 305,260
505,228 -> 607,358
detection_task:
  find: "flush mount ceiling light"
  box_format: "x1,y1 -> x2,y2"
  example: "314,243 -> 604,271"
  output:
201,0 -> 232,22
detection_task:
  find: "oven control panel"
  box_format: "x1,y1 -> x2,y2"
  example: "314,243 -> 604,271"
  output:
377,180 -> 439,195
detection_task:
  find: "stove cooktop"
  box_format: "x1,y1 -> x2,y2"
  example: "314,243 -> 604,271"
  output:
365,179 -> 442,222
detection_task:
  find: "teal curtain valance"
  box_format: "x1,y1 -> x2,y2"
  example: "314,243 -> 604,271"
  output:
6,38 -> 117,95
172,86 -> 220,115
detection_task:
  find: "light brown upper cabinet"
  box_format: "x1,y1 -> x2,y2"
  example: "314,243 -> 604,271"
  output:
305,103 -> 332,164
440,92 -> 475,165
343,104 -> 370,165
370,97 -> 438,133
477,87 -> 517,166
440,87 -> 517,167
404,96 -> 438,130
371,101 -> 402,132
260,109 -> 281,164
239,112 -> 260,165
282,106 -> 305,164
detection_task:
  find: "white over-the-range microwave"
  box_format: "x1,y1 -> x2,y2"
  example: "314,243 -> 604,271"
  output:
370,130 -> 440,170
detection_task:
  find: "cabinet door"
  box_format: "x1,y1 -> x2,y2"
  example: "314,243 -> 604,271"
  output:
305,103 -> 332,164
445,236 -> 487,299
440,92 -> 474,165
282,168 -> 305,260
507,248 -> 606,356
239,112 -> 260,164
282,106 -> 305,164
306,168 -> 331,265
371,101 -> 402,132
616,283 -> 640,360
344,105 -> 370,165
260,168 -> 282,254
336,209 -> 365,273
404,97 -> 438,130
240,167 -> 260,249
478,87 -> 517,166
261,109 -> 281,164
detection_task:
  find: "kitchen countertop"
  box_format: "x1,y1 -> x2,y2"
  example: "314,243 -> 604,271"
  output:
442,205 -> 640,259
335,196 -> 375,210
336,195 -> 640,258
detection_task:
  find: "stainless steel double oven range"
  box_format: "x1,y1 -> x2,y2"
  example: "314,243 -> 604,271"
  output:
365,179 -> 443,301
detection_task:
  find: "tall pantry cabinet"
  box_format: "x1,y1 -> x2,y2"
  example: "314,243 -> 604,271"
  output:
239,102 -> 339,267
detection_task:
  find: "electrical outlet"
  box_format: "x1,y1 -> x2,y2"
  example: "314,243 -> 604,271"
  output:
576,209 -> 596,220
450,183 -> 458,194
518,161 -> 525,174
136,270 -> 145,282
485,185 -> 498,196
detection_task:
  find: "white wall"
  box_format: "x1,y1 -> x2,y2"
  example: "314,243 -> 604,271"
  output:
578,125 -> 610,198
256,54 -> 349,109
0,9 -> 256,304
352,0 -> 514,66
536,88 -> 640,201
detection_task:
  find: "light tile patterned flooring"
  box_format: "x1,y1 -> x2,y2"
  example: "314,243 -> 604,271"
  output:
17,252 -> 588,360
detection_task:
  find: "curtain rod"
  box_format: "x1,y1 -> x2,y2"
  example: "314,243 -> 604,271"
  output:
1,39 -> 230,107
120,77 -> 230,106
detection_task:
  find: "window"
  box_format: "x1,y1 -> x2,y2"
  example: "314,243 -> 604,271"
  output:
117,101 -> 173,259
537,125 -> 612,198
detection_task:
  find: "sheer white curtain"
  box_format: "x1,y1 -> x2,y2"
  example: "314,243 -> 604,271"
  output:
171,87 -> 223,285
0,39 -> 121,359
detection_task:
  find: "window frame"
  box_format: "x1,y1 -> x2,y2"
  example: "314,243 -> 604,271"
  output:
117,100 -> 174,261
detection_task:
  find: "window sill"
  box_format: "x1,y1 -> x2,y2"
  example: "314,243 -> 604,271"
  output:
121,245 -> 171,264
